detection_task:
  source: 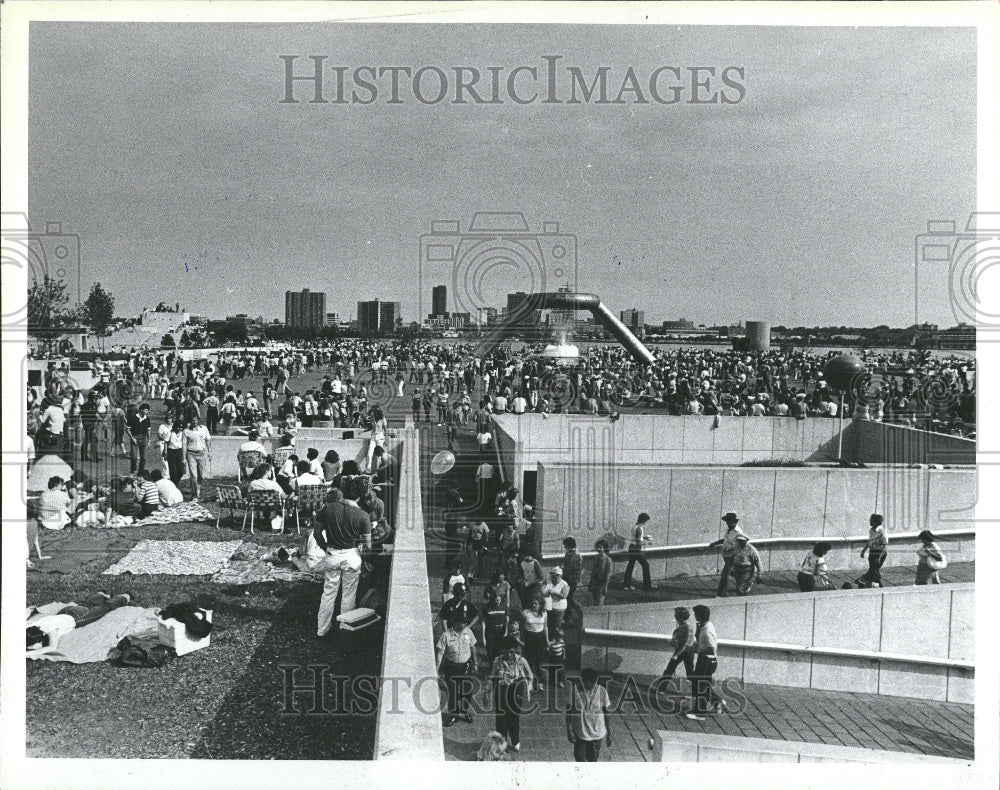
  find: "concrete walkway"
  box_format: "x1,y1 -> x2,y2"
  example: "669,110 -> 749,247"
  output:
439,676 -> 974,762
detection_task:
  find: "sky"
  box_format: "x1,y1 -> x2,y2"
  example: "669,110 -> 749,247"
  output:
28,23 -> 976,327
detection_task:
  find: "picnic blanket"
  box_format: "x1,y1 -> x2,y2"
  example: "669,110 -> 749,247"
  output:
131,502 -> 215,527
103,539 -> 243,576
212,542 -> 321,585
29,534 -> 135,575
27,606 -> 160,664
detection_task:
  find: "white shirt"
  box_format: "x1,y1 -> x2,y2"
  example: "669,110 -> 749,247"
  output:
239,440 -> 266,454
511,396 -> 527,414
156,478 -> 184,506
183,425 -> 211,452
293,472 -> 324,491
41,405 -> 66,434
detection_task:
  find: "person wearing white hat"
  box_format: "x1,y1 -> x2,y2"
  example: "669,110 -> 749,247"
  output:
543,566 -> 570,633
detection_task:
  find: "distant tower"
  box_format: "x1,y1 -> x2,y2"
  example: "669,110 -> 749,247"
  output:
432,285 -> 448,317
745,321 -> 771,351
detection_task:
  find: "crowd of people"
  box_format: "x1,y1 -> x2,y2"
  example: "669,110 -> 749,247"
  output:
27,339 -> 975,459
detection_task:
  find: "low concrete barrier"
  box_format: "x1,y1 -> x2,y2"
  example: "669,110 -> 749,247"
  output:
374,430 -> 444,761
653,730 -> 965,763
582,583 -> 974,703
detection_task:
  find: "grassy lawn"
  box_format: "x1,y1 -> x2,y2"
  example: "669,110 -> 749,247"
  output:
26,509 -> 383,759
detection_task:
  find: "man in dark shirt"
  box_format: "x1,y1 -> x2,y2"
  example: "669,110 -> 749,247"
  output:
438,582 -> 479,633
127,403 -> 151,474
314,477 -> 373,637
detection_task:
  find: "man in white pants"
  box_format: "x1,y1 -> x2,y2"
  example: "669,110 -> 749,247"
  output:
313,477 -> 373,637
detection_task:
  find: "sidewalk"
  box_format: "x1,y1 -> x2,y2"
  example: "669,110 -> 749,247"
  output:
440,677 -> 974,762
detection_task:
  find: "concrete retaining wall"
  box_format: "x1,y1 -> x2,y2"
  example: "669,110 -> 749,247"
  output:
850,420 -> 975,465
204,429 -> 400,477
653,731 -> 964,763
374,431 -> 444,760
492,415 -> 850,484
582,583 -> 974,703
534,464 -> 976,574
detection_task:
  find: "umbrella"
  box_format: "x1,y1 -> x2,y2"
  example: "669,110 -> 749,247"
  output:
430,450 -> 455,475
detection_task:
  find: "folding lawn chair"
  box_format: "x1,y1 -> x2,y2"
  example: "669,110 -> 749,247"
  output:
237,450 -> 265,484
246,489 -> 286,535
291,484 -> 327,535
215,485 -> 249,531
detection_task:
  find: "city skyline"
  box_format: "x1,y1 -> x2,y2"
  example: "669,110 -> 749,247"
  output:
28,24 -> 975,328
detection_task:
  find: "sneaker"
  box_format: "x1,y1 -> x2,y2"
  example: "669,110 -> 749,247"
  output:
684,713 -> 705,721
317,630 -> 330,638
443,716 -> 456,727
621,585 -> 633,591
463,713 -> 473,723
715,700 -> 728,714
512,743 -> 520,752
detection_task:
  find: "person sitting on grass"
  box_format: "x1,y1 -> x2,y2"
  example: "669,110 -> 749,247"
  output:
105,477 -> 139,522
37,476 -> 71,531
150,468 -> 183,507
133,469 -> 161,519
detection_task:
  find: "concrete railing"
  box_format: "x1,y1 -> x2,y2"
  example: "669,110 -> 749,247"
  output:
373,431 -> 444,761
541,527 -> 976,563
584,628 -> 975,671
653,731 -> 966,763
582,583 -> 974,703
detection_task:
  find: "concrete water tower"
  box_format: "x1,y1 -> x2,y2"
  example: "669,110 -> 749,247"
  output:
745,321 -> 771,351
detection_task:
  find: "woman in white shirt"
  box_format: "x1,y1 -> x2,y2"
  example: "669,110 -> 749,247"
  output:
797,542 -> 833,592
520,596 -> 549,691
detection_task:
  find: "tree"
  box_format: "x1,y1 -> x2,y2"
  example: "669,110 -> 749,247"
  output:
179,330 -> 192,348
161,333 -> 176,348
83,282 -> 115,336
27,274 -> 73,330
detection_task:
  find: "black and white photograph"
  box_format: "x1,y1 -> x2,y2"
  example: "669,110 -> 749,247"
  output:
1,2 -> 998,788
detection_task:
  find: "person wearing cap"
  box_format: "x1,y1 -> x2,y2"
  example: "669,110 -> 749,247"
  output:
542,566 -> 570,634
915,530 -> 945,585
436,612 -> 478,726
858,514 -> 888,587
709,513 -> 747,597
623,513 -> 653,591
732,534 -> 762,595
489,634 -> 533,752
